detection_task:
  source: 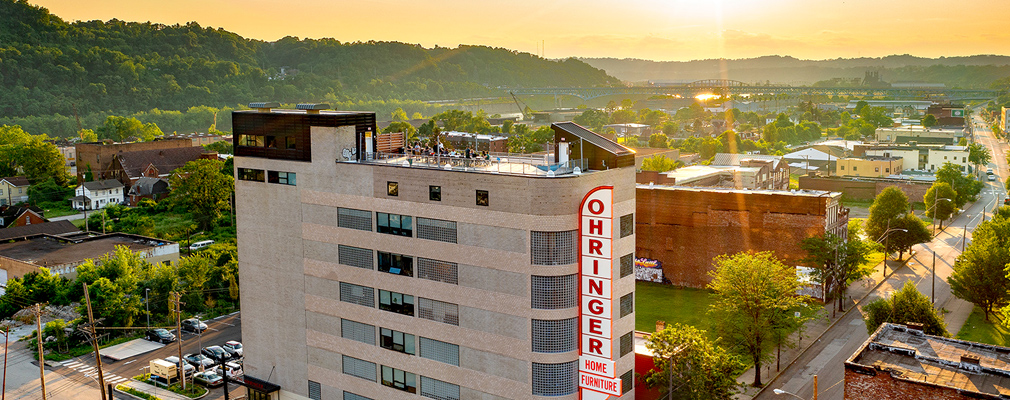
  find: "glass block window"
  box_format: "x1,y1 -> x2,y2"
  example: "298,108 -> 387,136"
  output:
620,253 -> 634,278
377,212 -> 412,237
620,293 -> 634,318
339,282 -> 374,308
338,245 -> 373,270
416,217 -> 457,244
342,355 -> 377,382
380,327 -> 415,355
308,381 -> 321,400
417,258 -> 458,285
621,369 -> 633,394
531,275 -> 577,310
531,318 -> 577,353
378,251 -> 413,277
532,361 -> 577,396
530,230 -> 577,266
237,168 -> 265,182
343,392 -> 372,400
337,207 -> 372,231
620,331 -> 633,357
420,376 -> 460,400
379,290 -> 414,316
620,213 -> 634,238
419,337 -> 459,366
418,298 -> 459,326
341,318 -> 376,345
381,366 -> 417,393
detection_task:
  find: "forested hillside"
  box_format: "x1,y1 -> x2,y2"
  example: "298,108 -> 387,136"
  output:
0,0 -> 618,135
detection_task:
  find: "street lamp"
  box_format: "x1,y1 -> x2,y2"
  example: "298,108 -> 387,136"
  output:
926,197 -> 953,235
773,389 -> 805,400
876,227 -> 909,276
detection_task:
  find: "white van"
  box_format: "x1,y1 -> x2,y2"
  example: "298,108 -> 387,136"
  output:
189,240 -> 215,251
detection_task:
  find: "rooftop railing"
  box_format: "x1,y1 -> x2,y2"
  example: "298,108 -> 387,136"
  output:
354,151 -> 588,177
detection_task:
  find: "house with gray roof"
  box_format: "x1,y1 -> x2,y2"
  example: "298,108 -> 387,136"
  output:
70,179 -> 124,210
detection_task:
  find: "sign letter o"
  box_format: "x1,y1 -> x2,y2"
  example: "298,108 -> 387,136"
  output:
588,199 -> 605,215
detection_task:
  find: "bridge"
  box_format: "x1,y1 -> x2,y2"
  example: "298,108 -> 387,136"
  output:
506,80 -> 1002,101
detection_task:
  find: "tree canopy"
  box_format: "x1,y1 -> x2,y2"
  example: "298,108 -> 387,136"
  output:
167,159 -> 234,230
863,281 -> 948,336
949,212 -> 1010,321
643,323 -> 745,400
0,124 -> 70,186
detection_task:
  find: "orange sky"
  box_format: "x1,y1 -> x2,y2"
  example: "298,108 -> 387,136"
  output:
30,0 -> 1010,61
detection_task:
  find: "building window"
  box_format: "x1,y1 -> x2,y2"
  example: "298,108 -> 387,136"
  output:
416,217 -> 457,243
237,134 -> 264,147
417,258 -> 458,285
418,298 -> 459,325
885,168 -> 890,173
620,253 -> 634,278
341,319 -> 376,345
853,166 -> 857,171
532,361 -> 577,396
620,213 -> 634,238
420,376 -> 460,400
387,182 -> 399,196
531,275 -> 577,310
381,366 -> 417,394
840,165 -> 845,170
380,328 -> 415,355
308,381 -> 321,400
237,168 -> 265,182
338,207 -> 372,231
429,185 -> 441,201
379,290 -> 414,316
874,167 -> 879,172
338,245 -> 373,270
342,355 -> 377,382
285,136 -> 297,150
475,190 -> 489,206
339,282 -> 375,308
531,318 -> 577,353
378,251 -> 413,277
621,369 -> 633,394
377,212 -> 412,237
620,331 -> 633,357
267,171 -> 296,185
531,230 -> 577,265
418,337 -> 459,366
620,293 -> 634,318
343,392 -> 372,400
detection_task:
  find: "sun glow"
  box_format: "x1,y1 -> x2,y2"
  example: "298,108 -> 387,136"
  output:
695,94 -> 720,101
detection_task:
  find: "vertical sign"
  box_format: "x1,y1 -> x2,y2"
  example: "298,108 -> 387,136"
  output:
579,186 -> 622,399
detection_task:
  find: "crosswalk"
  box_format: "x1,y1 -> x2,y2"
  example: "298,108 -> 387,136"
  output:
60,360 -> 130,385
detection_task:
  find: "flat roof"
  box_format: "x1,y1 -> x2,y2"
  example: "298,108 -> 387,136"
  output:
637,183 -> 839,198
847,323 -> 1010,397
0,233 -> 173,266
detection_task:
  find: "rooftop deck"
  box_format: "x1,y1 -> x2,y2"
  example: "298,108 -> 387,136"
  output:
350,151 -> 590,177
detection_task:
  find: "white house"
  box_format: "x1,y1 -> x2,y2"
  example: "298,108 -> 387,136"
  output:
71,179 -> 125,210
927,145 -> 971,172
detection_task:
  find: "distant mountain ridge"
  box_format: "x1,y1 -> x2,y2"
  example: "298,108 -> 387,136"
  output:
580,55 -> 1010,87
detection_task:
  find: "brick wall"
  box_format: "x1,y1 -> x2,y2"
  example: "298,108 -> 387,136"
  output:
76,139 -> 192,182
844,364 -> 991,400
636,187 -> 829,289
798,175 -> 931,202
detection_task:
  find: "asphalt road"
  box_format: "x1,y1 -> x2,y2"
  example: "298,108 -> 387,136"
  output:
755,114 -> 1006,400
32,312 -> 243,400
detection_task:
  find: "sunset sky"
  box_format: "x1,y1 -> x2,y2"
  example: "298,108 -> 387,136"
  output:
31,0 -> 1009,61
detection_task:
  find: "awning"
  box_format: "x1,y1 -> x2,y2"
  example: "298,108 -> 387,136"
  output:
236,375 -> 281,393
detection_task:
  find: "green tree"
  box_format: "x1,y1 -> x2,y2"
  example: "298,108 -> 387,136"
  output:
923,182 -> 958,228
969,142 -> 991,170
865,186 -> 911,256
203,141 -> 233,155
27,177 -> 73,203
801,232 -> 873,313
708,251 -> 807,387
922,114 -> 938,128
863,281 -> 948,336
950,213 -> 1010,321
97,116 -> 144,142
643,323 -> 745,400
889,213 -> 932,260
610,109 -> 636,125
168,159 -> 234,231
935,162 -> 983,208
391,107 -> 408,121
641,155 -> 681,172
0,125 -> 71,186
573,109 -> 609,132
649,133 -> 669,148
383,121 -> 418,143
79,129 -> 98,142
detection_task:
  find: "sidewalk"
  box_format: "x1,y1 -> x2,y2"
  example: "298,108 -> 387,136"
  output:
734,254 -> 911,398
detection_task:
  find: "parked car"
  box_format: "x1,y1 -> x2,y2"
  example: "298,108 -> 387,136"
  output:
212,361 -> 244,379
164,356 -> 195,377
145,328 -> 176,344
181,318 -> 208,333
193,371 -> 224,387
183,353 -> 215,368
222,341 -> 243,358
201,346 -> 231,362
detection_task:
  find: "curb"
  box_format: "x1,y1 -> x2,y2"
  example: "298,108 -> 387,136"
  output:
746,252 -> 914,399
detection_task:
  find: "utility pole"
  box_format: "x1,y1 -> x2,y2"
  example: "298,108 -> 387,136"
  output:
1,324 -> 9,400
173,292 -> 186,390
813,374 -> 819,400
33,304 -> 47,400
83,284 -> 107,400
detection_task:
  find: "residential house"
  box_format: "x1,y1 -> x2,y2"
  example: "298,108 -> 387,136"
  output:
0,176 -> 30,206
836,156 -> 903,178
0,205 -> 44,227
105,146 -> 212,189
71,179 -> 124,210
127,177 -> 170,206
0,220 -> 79,241
711,153 -> 790,190
5,208 -> 46,228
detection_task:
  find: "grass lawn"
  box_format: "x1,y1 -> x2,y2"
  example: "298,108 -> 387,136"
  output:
635,281 -> 715,333
956,306 -> 1010,346
42,208 -> 80,218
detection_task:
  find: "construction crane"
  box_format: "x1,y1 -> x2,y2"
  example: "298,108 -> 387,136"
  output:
510,91 -> 532,121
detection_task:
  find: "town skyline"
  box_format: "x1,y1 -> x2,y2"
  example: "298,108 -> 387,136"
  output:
29,0 -> 1010,62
